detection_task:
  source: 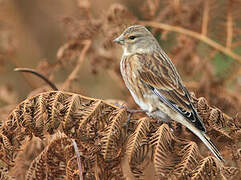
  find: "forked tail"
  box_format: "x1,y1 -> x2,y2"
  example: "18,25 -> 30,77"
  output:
177,116 -> 225,162
199,131 -> 225,162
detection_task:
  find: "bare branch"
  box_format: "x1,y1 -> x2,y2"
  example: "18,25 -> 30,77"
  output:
140,21 -> 241,62
201,0 -> 209,36
62,40 -> 91,91
14,68 -> 58,91
226,0 -> 233,49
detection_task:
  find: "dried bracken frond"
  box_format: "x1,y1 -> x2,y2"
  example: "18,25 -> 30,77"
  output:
102,3 -> 137,50
126,117 -> 150,179
0,91 -> 116,166
0,90 -> 240,179
0,167 -> 14,180
0,91 -> 129,179
10,136 -> 47,179
151,124 -> 176,178
126,117 -> 150,165
101,108 -> 127,161
193,95 -> 239,142
150,124 -> 203,179
222,166 -> 240,180
25,133 -> 72,179
25,146 -> 47,180
174,141 -> 202,178
191,156 -> 222,180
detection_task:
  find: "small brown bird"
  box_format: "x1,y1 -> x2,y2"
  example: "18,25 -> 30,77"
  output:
114,25 -> 224,162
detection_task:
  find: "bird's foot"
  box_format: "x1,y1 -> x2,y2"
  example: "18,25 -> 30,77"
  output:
126,109 -> 147,114
154,118 -> 174,132
166,121 -> 174,132
121,108 -> 147,127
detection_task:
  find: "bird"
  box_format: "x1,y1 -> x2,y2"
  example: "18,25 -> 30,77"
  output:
113,25 -> 224,162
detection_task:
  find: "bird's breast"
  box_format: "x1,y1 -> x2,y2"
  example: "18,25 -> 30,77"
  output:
120,56 -> 154,112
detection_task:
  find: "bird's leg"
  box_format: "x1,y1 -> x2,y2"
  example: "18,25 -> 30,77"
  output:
122,108 -> 147,127
166,121 -> 174,131
126,109 -> 147,113
148,109 -> 174,131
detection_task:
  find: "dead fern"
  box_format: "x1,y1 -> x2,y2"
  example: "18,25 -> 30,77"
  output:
190,156 -> 223,180
0,90 -> 240,179
101,108 -> 127,161
151,124 -> 177,178
126,117 -> 150,179
150,124 -> 202,179
127,117 -> 150,165
174,141 -> 201,178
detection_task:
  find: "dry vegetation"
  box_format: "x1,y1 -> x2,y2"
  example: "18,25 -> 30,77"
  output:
0,0 -> 241,179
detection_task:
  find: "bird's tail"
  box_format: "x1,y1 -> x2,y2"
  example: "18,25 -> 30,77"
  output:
186,123 -> 224,162
176,116 -> 224,162
198,131 -> 225,162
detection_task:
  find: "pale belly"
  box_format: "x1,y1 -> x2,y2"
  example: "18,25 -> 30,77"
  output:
128,88 -> 173,122
129,89 -> 150,112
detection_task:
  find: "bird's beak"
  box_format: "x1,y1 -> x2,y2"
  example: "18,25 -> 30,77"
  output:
113,35 -> 124,45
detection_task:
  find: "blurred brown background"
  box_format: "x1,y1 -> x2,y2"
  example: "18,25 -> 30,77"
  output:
0,0 -> 124,101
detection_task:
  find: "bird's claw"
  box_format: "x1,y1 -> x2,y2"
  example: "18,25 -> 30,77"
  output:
121,108 -> 147,127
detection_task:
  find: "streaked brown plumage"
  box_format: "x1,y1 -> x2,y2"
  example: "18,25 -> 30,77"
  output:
114,25 -> 224,162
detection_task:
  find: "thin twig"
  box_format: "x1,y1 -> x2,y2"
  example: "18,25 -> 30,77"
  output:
201,0 -> 209,36
72,139 -> 83,180
14,68 -> 58,91
11,59 -> 38,89
173,0 -> 180,12
226,0 -> 233,49
62,40 -> 91,91
140,21 -> 241,63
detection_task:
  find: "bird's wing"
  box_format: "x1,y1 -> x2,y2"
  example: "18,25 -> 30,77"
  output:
134,52 -> 206,132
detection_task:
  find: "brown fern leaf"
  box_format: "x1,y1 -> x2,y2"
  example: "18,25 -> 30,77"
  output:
1,133 -> 15,152
0,135 -> 15,168
93,154 -> 125,180
62,94 -> 82,137
20,100 -> 35,137
126,117 -> 150,166
0,166 -> 14,180
25,149 -> 46,180
194,96 -> 237,141
66,156 -> 81,179
33,93 -> 47,139
46,91 -> 65,134
174,141 -> 202,178
77,99 -> 115,141
65,140 -> 100,180
151,124 -> 176,178
109,165 -> 126,180
45,133 -> 72,179
0,91 -> 119,169
101,108 -> 127,161
195,97 -> 211,124
151,124 -> 203,179
65,140 -> 99,180
191,156 -> 222,180
222,166 -> 240,180
208,108 -> 232,140
25,132 -> 71,179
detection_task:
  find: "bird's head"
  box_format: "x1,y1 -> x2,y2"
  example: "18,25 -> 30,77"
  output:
113,25 -> 159,56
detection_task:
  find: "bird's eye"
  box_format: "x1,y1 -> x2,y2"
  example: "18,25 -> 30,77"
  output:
128,36 -> 136,40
